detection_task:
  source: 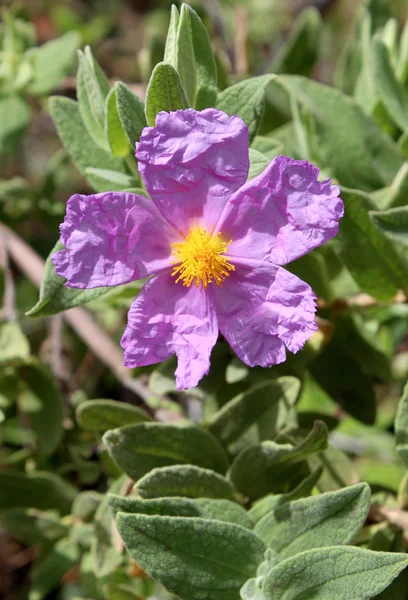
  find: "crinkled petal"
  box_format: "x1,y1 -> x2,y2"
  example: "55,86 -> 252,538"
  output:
216,155 -> 344,265
121,273 -> 218,390
213,259 -> 318,367
52,192 -> 179,289
136,109 -> 249,234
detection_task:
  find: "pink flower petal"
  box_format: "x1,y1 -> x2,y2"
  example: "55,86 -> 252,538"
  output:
52,192 -> 179,289
136,109 -> 249,234
213,259 -> 318,367
121,273 -> 218,390
216,155 -> 344,265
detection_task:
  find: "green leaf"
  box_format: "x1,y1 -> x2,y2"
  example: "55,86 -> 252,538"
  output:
72,491 -> 102,522
104,422 -> 229,480
371,205 -> 408,247
216,75 -> 276,143
373,38 -> 408,131
27,31 -> 80,95
271,8 -> 322,77
334,312 -> 391,381
85,167 -> 137,187
115,81 -> 147,147
262,546 -> 408,600
207,378 -> 300,447
92,475 -> 126,577
248,149 -> 269,180
116,513 -> 266,600
395,380 -> 408,468
145,62 -> 189,127
0,508 -> 68,545
77,46 -> 110,149
184,4 -> 217,109
135,465 -> 237,502
108,495 -> 253,529
249,467 -> 323,523
0,471 -> 76,514
77,399 -> 152,432
104,584 -> 143,600
49,96 -> 129,192
29,538 -> 79,600
277,76 -> 403,191
17,358 -> 64,456
164,5 -> 180,65
254,483 -> 370,558
173,4 -> 197,106
0,94 -> 31,154
0,321 -> 30,364
27,240 -> 110,317
229,421 -> 328,500
337,187 -> 408,300
105,87 -> 131,157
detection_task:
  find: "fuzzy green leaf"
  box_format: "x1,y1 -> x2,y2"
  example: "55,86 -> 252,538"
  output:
208,378 -> 300,447
108,494 -> 253,529
254,483 -> 370,558
370,205 -> 408,247
27,240 -> 110,317
229,421 -> 328,500
0,471 -> 77,514
248,149 -> 269,180
373,38 -> 408,131
116,513 -> 266,600
145,62 -> 189,126
249,467 -> 323,523
395,380 -> 408,468
135,465 -> 237,502
27,31 -> 80,95
103,422 -> 229,481
337,187 -> 408,300
77,399 -> 152,432
271,8 -> 322,77
105,87 -> 131,157
115,81 -> 147,147
277,76 -> 403,191
216,75 -> 276,143
262,546 -> 408,600
49,96 -> 129,192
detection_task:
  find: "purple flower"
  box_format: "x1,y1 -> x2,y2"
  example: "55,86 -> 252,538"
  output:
52,108 -> 343,390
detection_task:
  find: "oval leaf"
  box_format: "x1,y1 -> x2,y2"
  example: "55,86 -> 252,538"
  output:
116,513 -> 266,600
103,422 -> 229,481
77,399 -> 152,432
135,465 -> 237,502
145,62 -> 189,127
262,546 -> 408,600
254,482 -> 370,558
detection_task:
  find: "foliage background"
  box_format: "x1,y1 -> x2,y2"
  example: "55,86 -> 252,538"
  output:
2,0 -> 408,599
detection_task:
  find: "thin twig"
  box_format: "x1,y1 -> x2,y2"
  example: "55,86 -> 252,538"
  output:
0,222 -> 154,407
0,230 -> 16,321
234,6 -> 248,76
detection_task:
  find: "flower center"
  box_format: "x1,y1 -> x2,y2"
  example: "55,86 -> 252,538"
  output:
171,227 -> 235,289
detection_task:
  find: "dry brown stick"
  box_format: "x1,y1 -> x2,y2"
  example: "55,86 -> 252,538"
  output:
0,222 -> 153,405
0,229 -> 16,321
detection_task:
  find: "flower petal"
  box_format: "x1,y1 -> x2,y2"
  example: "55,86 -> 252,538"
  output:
121,273 -> 218,390
216,155 -> 344,265
136,109 -> 249,234
52,192 -> 179,289
213,259 -> 317,367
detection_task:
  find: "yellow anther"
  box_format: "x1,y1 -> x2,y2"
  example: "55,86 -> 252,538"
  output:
171,227 -> 235,288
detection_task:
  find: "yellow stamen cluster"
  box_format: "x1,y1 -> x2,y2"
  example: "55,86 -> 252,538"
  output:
171,227 -> 235,289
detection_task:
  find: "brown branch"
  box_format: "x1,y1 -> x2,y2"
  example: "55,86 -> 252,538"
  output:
0,230 -> 16,321
0,222 -> 153,407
